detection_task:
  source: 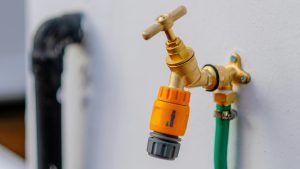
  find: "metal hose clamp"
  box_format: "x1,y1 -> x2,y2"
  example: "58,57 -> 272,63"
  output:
214,109 -> 237,120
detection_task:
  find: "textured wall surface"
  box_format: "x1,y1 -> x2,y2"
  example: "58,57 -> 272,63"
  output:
26,0 -> 300,169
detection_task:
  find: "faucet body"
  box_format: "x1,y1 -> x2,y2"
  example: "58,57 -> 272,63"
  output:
165,36 -> 249,92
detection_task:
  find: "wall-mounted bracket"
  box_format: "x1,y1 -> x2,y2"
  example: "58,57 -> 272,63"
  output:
226,52 -> 251,85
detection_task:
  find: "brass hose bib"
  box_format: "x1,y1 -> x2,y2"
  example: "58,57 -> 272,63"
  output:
143,5 -> 250,96
143,5 -> 251,160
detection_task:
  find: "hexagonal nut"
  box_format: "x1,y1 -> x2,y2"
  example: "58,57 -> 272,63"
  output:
214,91 -> 237,106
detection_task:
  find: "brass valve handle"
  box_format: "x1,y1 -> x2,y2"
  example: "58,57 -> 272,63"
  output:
142,5 -> 187,41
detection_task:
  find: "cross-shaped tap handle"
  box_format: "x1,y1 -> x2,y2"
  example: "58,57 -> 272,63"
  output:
142,5 -> 187,41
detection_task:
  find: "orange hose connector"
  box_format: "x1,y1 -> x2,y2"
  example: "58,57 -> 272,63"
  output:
150,86 -> 191,136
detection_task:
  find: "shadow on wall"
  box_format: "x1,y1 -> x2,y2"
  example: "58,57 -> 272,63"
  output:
235,81 -> 256,169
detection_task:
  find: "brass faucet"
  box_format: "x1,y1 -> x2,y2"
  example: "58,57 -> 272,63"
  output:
143,5 -> 250,96
143,5 -> 251,160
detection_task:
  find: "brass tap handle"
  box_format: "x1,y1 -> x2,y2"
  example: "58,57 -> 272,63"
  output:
169,5 -> 187,21
142,5 -> 187,40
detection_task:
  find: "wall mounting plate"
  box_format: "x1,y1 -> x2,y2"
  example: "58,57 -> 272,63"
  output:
227,53 -> 251,85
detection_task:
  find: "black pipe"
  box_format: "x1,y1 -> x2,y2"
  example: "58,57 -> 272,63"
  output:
31,13 -> 84,169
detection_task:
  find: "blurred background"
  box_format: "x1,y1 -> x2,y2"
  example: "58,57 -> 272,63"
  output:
0,0 -> 26,168
1,0 -> 300,169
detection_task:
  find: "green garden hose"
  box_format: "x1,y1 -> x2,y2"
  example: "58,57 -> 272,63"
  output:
214,104 -> 231,169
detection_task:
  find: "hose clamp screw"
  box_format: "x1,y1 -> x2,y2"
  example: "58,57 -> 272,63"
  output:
230,55 -> 237,62
240,76 -> 247,83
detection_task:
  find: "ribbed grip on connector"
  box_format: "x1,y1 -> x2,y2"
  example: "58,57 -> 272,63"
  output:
147,132 -> 181,160
157,86 -> 190,106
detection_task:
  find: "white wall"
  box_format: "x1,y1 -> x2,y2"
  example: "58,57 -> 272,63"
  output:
26,0 -> 300,169
0,0 -> 25,100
